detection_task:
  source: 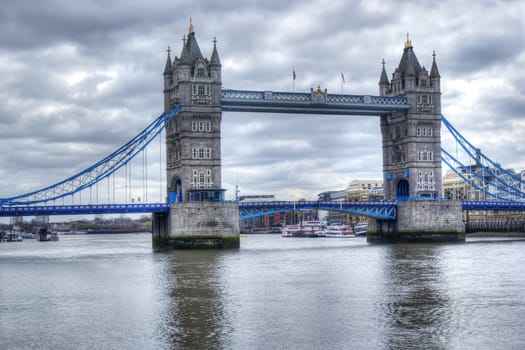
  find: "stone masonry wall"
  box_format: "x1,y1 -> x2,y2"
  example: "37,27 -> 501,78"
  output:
396,200 -> 465,233
169,202 -> 239,236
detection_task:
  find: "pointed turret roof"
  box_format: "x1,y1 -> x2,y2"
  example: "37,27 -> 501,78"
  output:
185,32 -> 203,64
430,51 -> 440,78
210,37 -> 221,66
179,35 -> 190,65
397,34 -> 422,78
163,47 -> 173,75
178,18 -> 203,66
178,18 -> 204,66
379,59 -> 389,85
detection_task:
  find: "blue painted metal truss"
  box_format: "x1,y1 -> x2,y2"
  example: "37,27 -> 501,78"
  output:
221,89 -> 409,115
441,115 -> 525,202
0,203 -> 170,217
238,201 -> 397,221
0,106 -> 181,206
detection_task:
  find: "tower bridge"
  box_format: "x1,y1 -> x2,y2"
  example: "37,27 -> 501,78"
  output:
2,22 -> 524,248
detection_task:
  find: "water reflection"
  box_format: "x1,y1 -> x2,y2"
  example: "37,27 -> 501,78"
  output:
156,250 -> 232,350
380,244 -> 451,349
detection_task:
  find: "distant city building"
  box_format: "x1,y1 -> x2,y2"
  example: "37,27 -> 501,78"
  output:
442,169 -> 469,200
318,189 -> 347,223
318,191 -> 339,201
347,180 -> 384,201
238,195 -> 275,202
442,166 -> 523,201
239,194 -> 281,229
319,179 -> 383,224
10,216 -> 23,226
34,215 -> 50,226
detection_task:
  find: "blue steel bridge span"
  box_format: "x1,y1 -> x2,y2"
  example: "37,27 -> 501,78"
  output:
0,201 -> 397,219
2,201 -> 525,219
0,90 -> 408,209
1,90 -> 524,219
238,201 -> 397,221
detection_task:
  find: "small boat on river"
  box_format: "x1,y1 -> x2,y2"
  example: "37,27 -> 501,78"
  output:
281,221 -> 326,237
353,223 -> 368,236
325,224 -> 355,238
5,232 -> 24,242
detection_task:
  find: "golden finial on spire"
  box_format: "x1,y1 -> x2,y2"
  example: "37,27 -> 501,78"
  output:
404,33 -> 413,49
188,17 -> 194,34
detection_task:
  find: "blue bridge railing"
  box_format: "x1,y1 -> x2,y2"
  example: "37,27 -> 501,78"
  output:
0,203 -> 170,217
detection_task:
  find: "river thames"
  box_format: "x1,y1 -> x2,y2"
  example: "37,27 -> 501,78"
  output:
1,233 -> 525,350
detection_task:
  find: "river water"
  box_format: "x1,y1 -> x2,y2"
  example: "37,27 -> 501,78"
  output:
1,233 -> 525,350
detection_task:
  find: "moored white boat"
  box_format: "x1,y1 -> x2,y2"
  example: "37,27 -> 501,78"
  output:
281,221 -> 326,237
353,223 -> 368,236
49,232 -> 59,241
325,224 -> 355,238
5,232 -> 24,242
281,225 -> 301,237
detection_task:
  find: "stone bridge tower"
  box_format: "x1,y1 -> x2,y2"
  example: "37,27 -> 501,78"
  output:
378,35 -> 442,201
369,36 -> 465,242
153,20 -> 239,249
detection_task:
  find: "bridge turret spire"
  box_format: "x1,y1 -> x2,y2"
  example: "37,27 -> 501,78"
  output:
379,59 -> 390,95
179,21 -> 203,66
210,37 -> 221,67
430,50 -> 440,78
404,33 -> 413,49
188,17 -> 194,35
163,46 -> 173,75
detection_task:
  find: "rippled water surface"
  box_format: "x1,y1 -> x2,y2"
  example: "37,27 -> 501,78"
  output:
1,234 -> 525,349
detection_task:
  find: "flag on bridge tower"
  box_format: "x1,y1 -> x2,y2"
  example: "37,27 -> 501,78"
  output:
292,67 -> 296,92
341,70 -> 346,93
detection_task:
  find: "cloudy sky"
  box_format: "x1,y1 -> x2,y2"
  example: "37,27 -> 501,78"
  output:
0,0 -> 524,207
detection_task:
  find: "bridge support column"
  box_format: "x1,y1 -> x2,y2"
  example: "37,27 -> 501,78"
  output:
152,212 -> 170,245
367,200 -> 465,243
153,202 -> 240,250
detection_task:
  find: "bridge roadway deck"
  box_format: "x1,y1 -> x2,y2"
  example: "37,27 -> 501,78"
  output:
1,201 -> 523,218
0,203 -> 170,217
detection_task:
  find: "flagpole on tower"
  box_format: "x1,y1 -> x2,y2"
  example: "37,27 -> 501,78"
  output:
292,66 -> 296,93
341,70 -> 345,93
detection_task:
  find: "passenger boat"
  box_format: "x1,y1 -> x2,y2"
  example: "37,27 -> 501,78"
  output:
325,224 -> 355,238
281,224 -> 301,237
5,232 -> 24,242
281,221 -> 326,237
37,228 -> 59,241
49,232 -> 59,241
353,223 -> 368,236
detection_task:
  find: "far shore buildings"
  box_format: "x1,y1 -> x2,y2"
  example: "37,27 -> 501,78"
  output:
318,179 -> 384,224
442,166 -> 524,202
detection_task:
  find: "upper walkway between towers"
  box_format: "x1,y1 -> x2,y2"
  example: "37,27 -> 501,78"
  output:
220,88 -> 409,115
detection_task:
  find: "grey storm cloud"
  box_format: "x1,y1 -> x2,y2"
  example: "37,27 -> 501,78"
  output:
0,0 -> 524,204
